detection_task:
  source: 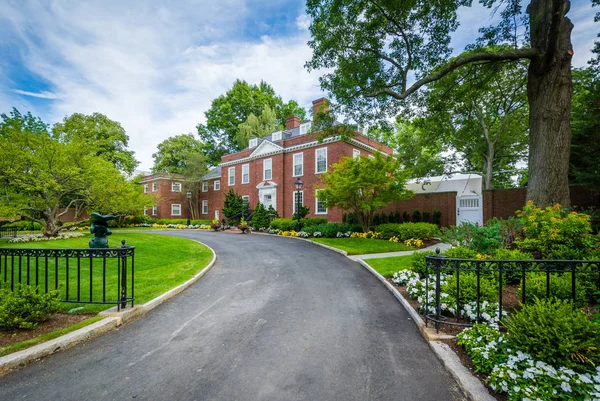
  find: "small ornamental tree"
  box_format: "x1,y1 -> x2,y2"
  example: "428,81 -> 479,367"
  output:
222,189 -> 244,221
317,153 -> 413,231
250,202 -> 271,229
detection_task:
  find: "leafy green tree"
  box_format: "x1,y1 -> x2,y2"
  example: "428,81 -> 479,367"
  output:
182,153 -> 209,220
317,153 -> 413,231
0,110 -> 150,236
197,80 -> 306,164
236,105 -> 280,149
412,61 -> 529,189
222,189 -> 244,221
306,0 -> 584,207
152,134 -> 204,174
52,112 -> 138,174
570,66 -> 600,190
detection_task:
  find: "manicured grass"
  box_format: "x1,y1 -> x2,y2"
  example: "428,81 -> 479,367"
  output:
309,237 -> 413,255
1,233 -> 213,312
365,255 -> 413,277
0,316 -> 104,357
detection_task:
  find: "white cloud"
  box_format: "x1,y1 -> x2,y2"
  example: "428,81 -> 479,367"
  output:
0,0 -> 325,171
296,14 -> 311,31
12,90 -> 62,99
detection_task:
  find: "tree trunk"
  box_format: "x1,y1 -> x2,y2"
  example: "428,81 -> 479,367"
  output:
484,142 -> 494,191
526,0 -> 573,208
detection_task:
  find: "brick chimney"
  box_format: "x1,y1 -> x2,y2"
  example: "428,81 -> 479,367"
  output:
286,115 -> 301,130
312,98 -> 329,121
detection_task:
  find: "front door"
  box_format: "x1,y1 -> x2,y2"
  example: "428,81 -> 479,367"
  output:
259,187 -> 276,210
456,195 -> 483,225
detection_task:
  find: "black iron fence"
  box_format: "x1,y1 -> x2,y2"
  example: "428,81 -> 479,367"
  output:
424,250 -> 600,332
0,240 -> 134,310
0,227 -> 18,238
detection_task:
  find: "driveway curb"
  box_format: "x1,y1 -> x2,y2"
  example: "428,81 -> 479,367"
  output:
0,239 -> 217,376
355,259 -> 494,401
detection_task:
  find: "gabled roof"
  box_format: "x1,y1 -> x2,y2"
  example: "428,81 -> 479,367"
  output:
248,139 -> 284,158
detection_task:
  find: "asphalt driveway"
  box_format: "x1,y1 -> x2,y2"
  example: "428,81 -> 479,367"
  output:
0,231 -> 465,400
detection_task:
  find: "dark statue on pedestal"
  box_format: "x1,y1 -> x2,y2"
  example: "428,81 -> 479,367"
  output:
89,212 -> 116,248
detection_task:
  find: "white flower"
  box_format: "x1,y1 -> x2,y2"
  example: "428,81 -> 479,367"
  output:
561,382 -> 572,393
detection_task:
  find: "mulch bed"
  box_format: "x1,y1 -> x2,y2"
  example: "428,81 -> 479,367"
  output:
0,313 -> 96,348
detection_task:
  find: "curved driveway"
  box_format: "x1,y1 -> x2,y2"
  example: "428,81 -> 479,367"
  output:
0,231 -> 464,400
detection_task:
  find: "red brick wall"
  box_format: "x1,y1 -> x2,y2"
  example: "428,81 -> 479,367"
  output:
202,140 -> 382,222
384,192 -> 457,227
483,185 -> 600,222
140,177 -> 188,219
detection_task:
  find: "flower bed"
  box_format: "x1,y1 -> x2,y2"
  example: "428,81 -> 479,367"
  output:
8,232 -> 86,243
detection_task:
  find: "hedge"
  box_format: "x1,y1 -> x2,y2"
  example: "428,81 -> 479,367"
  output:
375,222 -> 439,240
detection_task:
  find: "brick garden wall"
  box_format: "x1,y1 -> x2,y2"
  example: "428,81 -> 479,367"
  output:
483,185 -> 599,222
384,191 -> 457,227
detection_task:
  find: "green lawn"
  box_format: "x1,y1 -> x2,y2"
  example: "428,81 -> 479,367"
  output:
365,255 -> 413,277
309,237 -> 413,255
1,233 -> 213,312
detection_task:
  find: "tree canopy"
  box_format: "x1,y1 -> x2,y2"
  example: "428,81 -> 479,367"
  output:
317,153 -> 412,231
152,134 -> 205,175
236,105 -> 280,149
196,80 -> 306,164
0,109 -> 152,236
306,0 -> 582,207
52,112 -> 138,174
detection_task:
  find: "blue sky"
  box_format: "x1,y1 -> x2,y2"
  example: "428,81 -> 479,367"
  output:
0,0 -> 598,171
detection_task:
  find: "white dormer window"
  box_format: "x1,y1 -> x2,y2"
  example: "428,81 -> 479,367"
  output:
249,138 -> 258,148
299,122 -> 311,135
272,131 -> 282,141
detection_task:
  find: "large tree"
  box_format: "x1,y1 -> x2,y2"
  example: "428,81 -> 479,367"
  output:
0,110 -> 150,236
152,134 -> 204,175
236,105 -> 280,149
317,153 -> 412,231
412,61 -> 529,189
52,112 -> 138,175
197,80 -> 306,164
306,0 -> 584,207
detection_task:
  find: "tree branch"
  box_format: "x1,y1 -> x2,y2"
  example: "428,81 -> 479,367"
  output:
365,48 -> 538,100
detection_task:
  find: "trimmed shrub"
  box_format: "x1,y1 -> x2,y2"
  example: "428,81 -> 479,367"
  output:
441,222 -> 503,254
402,211 -> 410,223
442,246 -> 478,259
388,211 -> 395,224
518,273 -> 594,307
491,248 -> 534,283
410,250 -> 437,275
269,218 -> 296,231
394,211 -> 401,224
422,211 -> 430,223
373,213 -> 380,226
376,222 -> 439,241
504,297 -> 600,371
0,286 -> 60,330
432,210 -> 441,226
302,223 -> 362,237
442,273 -> 498,306
412,210 -> 422,222
250,202 -> 270,229
301,217 -> 328,226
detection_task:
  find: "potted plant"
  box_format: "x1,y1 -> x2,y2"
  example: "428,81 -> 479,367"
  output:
238,217 -> 250,234
210,219 -> 221,231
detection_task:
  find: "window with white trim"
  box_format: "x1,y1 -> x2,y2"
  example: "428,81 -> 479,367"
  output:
242,195 -> 250,209
293,153 -> 303,177
299,122 -> 311,135
152,182 -> 157,192
171,204 -> 181,216
315,190 -> 327,214
144,208 -> 148,216
202,200 -> 208,214
263,158 -> 272,180
172,182 -> 181,192
228,167 -> 235,186
249,138 -> 258,148
214,180 -> 220,190
152,206 -> 157,216
316,148 -> 327,173
144,184 -> 148,193
202,182 -> 208,192
353,149 -> 360,159
242,164 -> 249,184
292,191 -> 304,214
272,131 -> 282,141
